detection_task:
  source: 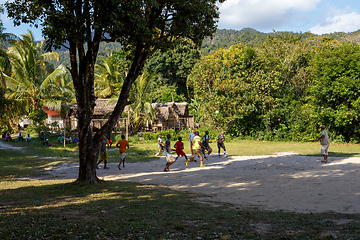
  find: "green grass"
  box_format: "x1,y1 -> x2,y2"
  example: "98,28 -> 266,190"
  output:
0,138 -> 359,239
223,140 -> 360,157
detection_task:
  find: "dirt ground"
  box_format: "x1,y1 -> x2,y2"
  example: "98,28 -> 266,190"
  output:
35,151 -> 360,214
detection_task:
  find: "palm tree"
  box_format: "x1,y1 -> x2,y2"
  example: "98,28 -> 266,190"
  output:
0,6 -> 17,91
94,55 -> 124,98
42,74 -> 76,110
4,30 -> 67,111
0,9 -> 21,130
131,71 -> 157,132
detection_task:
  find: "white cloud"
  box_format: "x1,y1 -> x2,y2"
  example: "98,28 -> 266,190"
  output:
217,0 -> 322,30
310,11 -> 360,34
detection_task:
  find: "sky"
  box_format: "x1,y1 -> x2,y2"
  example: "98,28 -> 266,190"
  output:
1,0 -> 360,41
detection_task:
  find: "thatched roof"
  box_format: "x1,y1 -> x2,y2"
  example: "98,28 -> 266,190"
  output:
69,99 -> 130,118
69,99 -> 190,120
151,102 -> 189,120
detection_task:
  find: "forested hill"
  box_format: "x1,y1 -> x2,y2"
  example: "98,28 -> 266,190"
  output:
200,28 -> 360,55
201,28 -> 271,55
51,28 -> 360,65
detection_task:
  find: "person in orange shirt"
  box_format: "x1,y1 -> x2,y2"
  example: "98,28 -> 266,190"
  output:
116,134 -> 129,170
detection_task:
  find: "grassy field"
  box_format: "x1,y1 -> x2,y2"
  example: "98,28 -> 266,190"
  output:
0,136 -> 359,239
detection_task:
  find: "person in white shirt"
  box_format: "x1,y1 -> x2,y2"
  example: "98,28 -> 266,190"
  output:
26,134 -> 31,142
317,125 -> 330,163
155,134 -> 164,156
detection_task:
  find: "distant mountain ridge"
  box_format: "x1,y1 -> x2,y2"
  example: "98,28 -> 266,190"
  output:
48,28 -> 360,65
200,28 -> 360,55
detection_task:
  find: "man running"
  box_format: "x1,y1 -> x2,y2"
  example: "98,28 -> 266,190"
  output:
185,131 -> 205,167
116,134 -> 129,170
96,139 -> 109,169
174,137 -> 188,162
163,134 -> 176,171
155,134 -> 164,156
202,130 -> 212,160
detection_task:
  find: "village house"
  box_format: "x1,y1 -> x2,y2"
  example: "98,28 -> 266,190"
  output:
43,99 -> 194,132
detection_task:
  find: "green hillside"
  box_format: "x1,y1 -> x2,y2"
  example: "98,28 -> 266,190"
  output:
51,28 -> 360,63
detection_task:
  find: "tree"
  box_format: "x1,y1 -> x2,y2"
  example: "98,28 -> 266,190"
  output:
131,71 -> 156,133
5,30 -> 67,110
6,0 -> 224,183
309,42 -> 360,142
94,54 -> 124,98
144,39 -> 201,99
0,5 -> 19,131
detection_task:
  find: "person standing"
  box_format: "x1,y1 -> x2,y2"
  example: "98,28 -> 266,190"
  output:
116,134 -> 129,170
155,134 -> 164,156
96,140 -> 109,169
217,131 -> 227,157
188,129 -> 195,154
185,131 -> 205,167
317,125 -> 330,163
163,134 -> 176,171
106,133 -> 113,149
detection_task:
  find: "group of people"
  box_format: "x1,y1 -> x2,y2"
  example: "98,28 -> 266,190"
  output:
96,134 -> 129,171
2,131 -> 32,142
155,129 -> 228,171
38,131 -> 79,147
2,125 -> 331,174
57,133 -> 79,144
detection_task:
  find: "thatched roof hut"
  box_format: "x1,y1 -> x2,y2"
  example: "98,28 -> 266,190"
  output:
69,99 -> 130,119
151,102 -> 190,120
67,99 -> 193,131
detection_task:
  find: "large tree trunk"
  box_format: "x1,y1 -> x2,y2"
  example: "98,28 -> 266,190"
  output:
71,39 -> 149,184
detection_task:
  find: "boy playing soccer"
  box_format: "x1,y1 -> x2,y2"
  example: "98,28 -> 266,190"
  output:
174,137 -> 188,161
202,130 -> 212,160
116,134 -> 129,170
96,140 -> 108,169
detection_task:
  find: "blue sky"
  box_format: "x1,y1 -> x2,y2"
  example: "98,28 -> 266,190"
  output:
1,0 -> 360,41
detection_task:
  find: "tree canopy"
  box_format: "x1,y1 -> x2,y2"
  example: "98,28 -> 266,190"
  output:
5,0 -> 224,183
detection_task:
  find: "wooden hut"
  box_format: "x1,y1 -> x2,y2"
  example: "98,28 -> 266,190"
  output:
67,99 -> 194,132
151,102 -> 194,131
68,99 -> 128,132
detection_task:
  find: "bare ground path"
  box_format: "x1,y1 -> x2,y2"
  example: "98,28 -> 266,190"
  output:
37,152 -> 360,214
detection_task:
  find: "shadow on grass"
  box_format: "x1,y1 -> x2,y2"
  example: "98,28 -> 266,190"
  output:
1,180 -> 359,239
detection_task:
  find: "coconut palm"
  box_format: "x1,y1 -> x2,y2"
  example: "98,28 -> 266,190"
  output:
42,74 -> 76,110
4,30 -> 67,111
0,6 -> 17,90
131,71 -> 157,132
94,55 -> 124,98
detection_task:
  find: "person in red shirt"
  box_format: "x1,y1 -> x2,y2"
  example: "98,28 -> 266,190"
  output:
174,137 -> 188,162
116,134 -> 129,170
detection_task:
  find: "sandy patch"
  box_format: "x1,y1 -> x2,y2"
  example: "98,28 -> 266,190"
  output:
38,152 -> 360,214
0,141 -> 22,150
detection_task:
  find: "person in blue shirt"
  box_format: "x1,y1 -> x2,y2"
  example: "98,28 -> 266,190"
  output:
188,129 -> 195,154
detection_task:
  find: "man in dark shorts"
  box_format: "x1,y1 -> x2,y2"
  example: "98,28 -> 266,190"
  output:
202,130 -> 212,160
216,131 -> 227,157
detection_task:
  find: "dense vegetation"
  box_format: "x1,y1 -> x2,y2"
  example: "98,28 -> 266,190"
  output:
2,26 -> 360,143
189,33 -> 360,142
